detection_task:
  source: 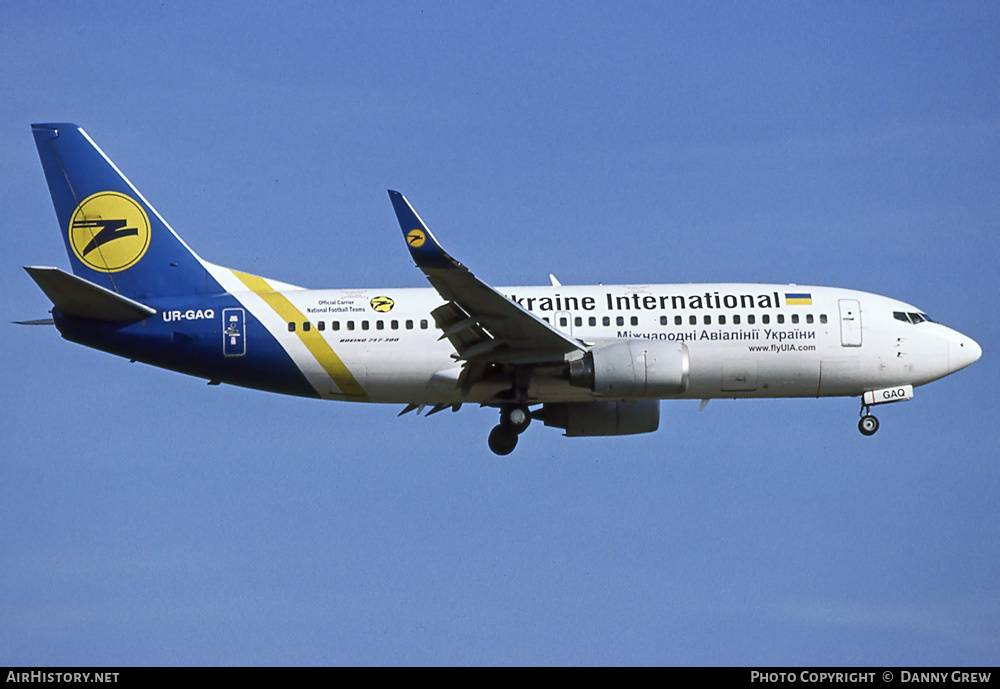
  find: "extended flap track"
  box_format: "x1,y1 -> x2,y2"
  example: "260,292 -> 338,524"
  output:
431,302 -> 498,361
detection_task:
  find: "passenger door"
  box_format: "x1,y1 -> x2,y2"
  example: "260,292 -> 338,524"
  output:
838,299 -> 862,347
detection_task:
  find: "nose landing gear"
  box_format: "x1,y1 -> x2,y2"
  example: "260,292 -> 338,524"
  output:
856,385 -> 914,436
487,404 -> 531,455
858,413 -> 879,436
858,401 -> 879,436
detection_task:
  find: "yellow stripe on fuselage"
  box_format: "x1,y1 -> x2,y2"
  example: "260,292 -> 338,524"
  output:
231,269 -> 368,400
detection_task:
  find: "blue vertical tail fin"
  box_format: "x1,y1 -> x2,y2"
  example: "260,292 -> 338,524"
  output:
31,123 -> 219,299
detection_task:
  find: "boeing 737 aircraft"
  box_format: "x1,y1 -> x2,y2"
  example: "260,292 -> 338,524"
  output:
22,124 -> 982,454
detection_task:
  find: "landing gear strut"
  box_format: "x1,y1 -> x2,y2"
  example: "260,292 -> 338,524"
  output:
487,403 -> 531,455
858,402 -> 879,436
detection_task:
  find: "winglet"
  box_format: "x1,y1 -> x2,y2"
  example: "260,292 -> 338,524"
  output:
386,190 -> 585,363
388,190 -> 462,270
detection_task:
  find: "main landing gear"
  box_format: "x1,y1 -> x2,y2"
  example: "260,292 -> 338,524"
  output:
858,401 -> 879,437
488,404 -> 531,456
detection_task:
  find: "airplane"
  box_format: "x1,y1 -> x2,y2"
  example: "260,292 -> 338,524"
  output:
21,123 -> 982,455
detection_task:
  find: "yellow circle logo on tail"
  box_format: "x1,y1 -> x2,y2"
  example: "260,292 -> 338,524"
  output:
371,296 -> 395,313
68,191 -> 151,273
406,228 -> 426,248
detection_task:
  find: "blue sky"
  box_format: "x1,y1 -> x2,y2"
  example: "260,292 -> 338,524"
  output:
2,1 -> 998,665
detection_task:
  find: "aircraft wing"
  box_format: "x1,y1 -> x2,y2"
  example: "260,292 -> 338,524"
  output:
388,191 -> 585,366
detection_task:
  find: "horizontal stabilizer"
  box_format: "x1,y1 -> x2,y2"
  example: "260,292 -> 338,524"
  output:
13,318 -> 56,326
24,266 -> 157,322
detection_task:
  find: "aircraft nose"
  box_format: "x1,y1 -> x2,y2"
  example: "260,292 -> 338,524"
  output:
949,333 -> 982,373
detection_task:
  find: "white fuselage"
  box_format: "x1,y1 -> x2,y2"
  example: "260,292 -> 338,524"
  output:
235,281 -> 980,405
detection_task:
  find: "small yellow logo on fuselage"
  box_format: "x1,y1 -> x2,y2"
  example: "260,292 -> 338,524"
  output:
371,296 -> 394,313
68,191 -> 151,273
406,229 -> 426,248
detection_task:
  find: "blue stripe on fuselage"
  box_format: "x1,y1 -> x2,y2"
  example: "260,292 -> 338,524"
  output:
53,293 -> 317,398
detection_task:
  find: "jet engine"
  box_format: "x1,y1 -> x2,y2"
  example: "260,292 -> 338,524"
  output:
568,340 -> 689,397
536,400 -> 660,436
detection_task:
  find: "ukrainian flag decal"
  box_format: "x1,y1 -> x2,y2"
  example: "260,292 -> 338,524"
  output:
785,292 -> 813,306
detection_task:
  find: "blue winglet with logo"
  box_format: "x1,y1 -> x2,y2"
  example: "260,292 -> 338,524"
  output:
387,190 -> 584,363
31,123 -> 220,300
388,190 -> 462,270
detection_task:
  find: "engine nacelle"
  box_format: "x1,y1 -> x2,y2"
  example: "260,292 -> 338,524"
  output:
538,400 -> 660,436
568,340 -> 689,398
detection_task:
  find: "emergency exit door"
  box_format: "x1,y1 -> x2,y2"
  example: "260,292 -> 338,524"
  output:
555,311 -> 573,337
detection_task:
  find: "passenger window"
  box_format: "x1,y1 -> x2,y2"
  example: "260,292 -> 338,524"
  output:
674,315 -> 682,326
347,321 -> 355,331
630,316 -> 638,326
405,320 -> 413,330
704,315 -> 712,325
333,321 -> 340,331
748,315 -> 756,325
361,321 -> 369,330
376,321 -> 384,330
762,315 -> 770,324
575,317 -> 582,327
791,314 -> 799,324
303,322 -> 311,332
689,315 -> 697,325
391,320 -> 398,330
559,317 -> 568,327
420,320 -> 428,329
288,322 -> 295,332
317,321 -> 325,331
660,316 -> 668,326
806,314 -> 813,324
616,316 -> 624,326
820,314 -> 828,324
603,316 -> 610,326
777,314 -> 784,324
589,317 -> 597,326
733,315 -> 741,325
718,315 -> 726,325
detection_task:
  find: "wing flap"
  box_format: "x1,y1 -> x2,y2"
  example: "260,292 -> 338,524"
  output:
430,302 -> 498,360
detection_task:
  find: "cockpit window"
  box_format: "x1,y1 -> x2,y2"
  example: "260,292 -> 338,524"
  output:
894,311 -> 935,325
